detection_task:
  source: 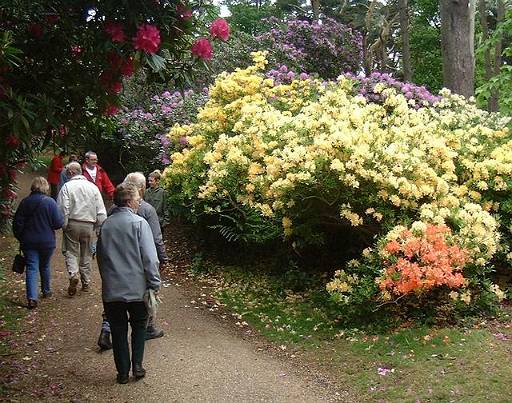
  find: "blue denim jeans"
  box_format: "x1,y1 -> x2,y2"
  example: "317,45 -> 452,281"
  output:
24,248 -> 54,301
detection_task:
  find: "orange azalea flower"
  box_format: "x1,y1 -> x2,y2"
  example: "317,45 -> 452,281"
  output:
379,224 -> 466,296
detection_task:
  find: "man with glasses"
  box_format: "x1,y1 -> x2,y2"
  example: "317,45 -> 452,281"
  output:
82,151 -> 115,202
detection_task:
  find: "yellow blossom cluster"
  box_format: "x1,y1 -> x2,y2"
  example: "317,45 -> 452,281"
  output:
162,52 -> 511,293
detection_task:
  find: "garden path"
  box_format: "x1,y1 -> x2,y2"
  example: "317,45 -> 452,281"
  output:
1,169 -> 351,402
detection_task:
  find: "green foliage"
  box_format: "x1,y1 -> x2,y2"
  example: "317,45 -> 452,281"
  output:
226,0 -> 280,35
476,6 -> 512,113
409,0 -> 443,92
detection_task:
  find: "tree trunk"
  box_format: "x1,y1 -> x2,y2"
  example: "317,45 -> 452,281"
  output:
399,0 -> 412,81
440,0 -> 476,98
311,0 -> 320,21
491,0 -> 505,111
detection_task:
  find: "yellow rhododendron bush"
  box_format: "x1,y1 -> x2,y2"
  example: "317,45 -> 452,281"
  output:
163,52 -> 512,312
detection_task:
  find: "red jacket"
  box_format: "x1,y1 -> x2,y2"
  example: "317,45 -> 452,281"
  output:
47,155 -> 64,185
82,163 -> 115,198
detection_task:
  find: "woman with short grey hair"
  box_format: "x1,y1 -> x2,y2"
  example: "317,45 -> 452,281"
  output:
97,183 -> 161,384
13,177 -> 64,309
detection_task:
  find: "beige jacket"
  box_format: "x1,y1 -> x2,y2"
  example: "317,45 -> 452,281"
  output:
57,175 -> 107,228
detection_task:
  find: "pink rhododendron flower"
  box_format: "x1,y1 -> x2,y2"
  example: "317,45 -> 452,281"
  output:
177,4 -> 193,19
3,188 -> 16,200
191,38 -> 213,60
121,57 -> 135,77
46,15 -> 59,25
104,104 -> 120,116
133,24 -> 161,54
99,70 -> 113,87
5,135 -> 19,147
28,23 -> 44,39
110,82 -> 123,94
210,18 -> 230,41
71,45 -> 82,55
8,169 -> 17,181
107,51 -> 123,69
105,22 -> 126,42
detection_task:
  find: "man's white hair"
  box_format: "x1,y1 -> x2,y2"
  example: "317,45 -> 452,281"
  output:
66,161 -> 82,177
124,172 -> 146,190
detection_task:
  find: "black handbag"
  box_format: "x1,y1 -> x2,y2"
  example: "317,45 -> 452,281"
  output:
12,252 -> 26,274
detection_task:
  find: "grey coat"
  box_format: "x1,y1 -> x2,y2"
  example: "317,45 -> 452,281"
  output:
97,207 -> 161,303
138,200 -> 168,261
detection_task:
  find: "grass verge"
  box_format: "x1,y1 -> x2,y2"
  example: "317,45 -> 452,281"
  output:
187,254 -> 512,402
0,235 -> 27,396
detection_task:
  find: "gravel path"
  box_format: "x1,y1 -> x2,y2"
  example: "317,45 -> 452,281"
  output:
0,170 -> 353,402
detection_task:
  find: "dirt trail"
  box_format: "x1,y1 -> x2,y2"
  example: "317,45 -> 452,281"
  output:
1,170 -> 353,402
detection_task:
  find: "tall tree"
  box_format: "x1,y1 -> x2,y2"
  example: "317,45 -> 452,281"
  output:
440,0 -> 476,97
399,0 -> 412,81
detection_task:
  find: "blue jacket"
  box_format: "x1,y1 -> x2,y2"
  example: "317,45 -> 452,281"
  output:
13,192 -> 64,250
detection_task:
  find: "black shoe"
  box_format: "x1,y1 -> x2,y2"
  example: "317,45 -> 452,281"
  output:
133,364 -> 146,380
27,299 -> 37,309
145,325 -> 164,340
42,291 -> 52,298
117,373 -> 129,384
98,329 -> 112,350
68,278 -> 79,296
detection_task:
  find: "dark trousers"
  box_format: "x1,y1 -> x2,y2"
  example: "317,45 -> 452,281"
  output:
104,301 -> 148,376
50,183 -> 59,200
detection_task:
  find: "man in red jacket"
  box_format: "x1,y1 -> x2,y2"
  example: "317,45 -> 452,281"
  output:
48,151 -> 65,200
81,151 -> 115,201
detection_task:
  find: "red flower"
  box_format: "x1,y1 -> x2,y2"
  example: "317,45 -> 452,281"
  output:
110,82 -> 123,94
3,188 -> 16,200
99,70 -> 113,87
28,23 -> 44,39
5,135 -> 19,147
177,4 -> 193,19
71,45 -> 82,55
121,57 -> 135,77
46,15 -> 59,25
8,169 -> 17,181
105,22 -> 126,42
107,51 -> 123,69
104,104 -> 119,116
191,38 -> 213,60
133,24 -> 161,54
210,18 -> 230,41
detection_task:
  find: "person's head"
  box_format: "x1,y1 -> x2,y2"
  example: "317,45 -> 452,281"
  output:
113,183 -> 141,212
124,172 -> 146,197
148,170 -> 162,189
30,176 -> 50,195
68,154 -> 78,163
65,161 -> 82,178
84,151 -> 98,169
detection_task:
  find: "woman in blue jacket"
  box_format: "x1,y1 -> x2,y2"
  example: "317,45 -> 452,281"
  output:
13,177 -> 64,309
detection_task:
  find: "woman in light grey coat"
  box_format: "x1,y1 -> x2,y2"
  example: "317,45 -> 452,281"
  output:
97,183 -> 160,384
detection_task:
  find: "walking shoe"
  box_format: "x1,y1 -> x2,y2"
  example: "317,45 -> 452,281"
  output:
116,373 -> 129,384
42,291 -> 52,298
27,299 -> 38,309
81,284 -> 90,292
145,325 -> 164,340
132,364 -> 146,380
68,278 -> 79,296
97,329 -> 112,350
